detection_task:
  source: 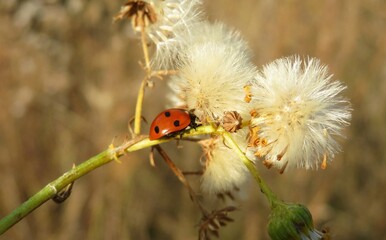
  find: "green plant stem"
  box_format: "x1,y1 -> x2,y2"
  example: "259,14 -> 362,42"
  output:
133,78 -> 147,135
0,137 -> 145,234
220,130 -> 280,208
0,124 -> 280,234
133,28 -> 152,135
0,125 -> 216,235
0,150 -> 111,234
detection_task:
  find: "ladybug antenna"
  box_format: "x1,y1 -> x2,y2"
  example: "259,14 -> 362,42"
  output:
188,111 -> 201,128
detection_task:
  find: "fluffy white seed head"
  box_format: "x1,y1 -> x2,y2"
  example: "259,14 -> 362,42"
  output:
115,0 -> 202,70
200,129 -> 253,195
148,0 -> 202,69
250,56 -> 351,172
176,21 -> 253,59
169,22 -> 256,122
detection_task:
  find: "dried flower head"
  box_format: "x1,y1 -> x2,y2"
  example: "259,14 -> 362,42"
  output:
200,129 -> 254,194
199,206 -> 237,240
250,56 -> 351,172
221,111 -> 243,133
115,0 -> 202,69
169,22 -> 256,123
114,0 -> 158,29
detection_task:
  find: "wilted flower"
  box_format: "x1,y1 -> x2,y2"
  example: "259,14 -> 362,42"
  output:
169,22 -> 256,122
221,111 -> 243,133
249,56 -> 351,172
200,129 -> 254,194
115,0 -> 202,69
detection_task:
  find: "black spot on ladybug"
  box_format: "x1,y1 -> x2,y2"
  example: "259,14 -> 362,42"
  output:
173,120 -> 180,127
154,126 -> 160,134
164,111 -> 171,117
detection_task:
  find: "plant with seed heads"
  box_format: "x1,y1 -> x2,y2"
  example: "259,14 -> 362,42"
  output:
0,1 -> 351,239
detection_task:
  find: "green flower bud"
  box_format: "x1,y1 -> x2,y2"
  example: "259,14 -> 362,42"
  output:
268,202 -> 322,240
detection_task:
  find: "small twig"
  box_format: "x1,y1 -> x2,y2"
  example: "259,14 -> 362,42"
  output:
150,69 -> 178,79
153,145 -> 208,215
182,170 -> 203,176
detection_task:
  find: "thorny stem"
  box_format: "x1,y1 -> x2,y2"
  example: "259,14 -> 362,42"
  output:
133,28 -> 151,135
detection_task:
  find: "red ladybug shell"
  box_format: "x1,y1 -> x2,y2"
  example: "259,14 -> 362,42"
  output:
149,109 -> 192,140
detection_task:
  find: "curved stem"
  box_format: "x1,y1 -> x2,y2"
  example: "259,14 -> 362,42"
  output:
134,78 -> 147,135
220,130 -> 280,208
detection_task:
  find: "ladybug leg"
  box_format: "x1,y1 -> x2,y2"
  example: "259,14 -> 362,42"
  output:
149,146 -> 156,167
176,139 -> 183,149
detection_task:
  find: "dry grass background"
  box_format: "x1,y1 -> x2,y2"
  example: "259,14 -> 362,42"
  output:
0,0 -> 385,239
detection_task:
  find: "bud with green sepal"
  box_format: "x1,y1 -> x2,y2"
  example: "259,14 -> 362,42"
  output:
268,201 -> 323,240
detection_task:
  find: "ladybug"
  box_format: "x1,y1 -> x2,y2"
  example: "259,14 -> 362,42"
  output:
149,108 -> 198,140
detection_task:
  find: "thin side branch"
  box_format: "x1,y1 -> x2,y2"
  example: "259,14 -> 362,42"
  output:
133,27 -> 151,135
153,145 -> 208,215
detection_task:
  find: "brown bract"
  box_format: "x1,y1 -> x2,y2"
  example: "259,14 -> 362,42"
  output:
114,0 -> 157,30
221,111 -> 242,133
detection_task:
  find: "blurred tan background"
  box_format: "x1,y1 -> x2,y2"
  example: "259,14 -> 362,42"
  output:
1,0 -> 385,239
